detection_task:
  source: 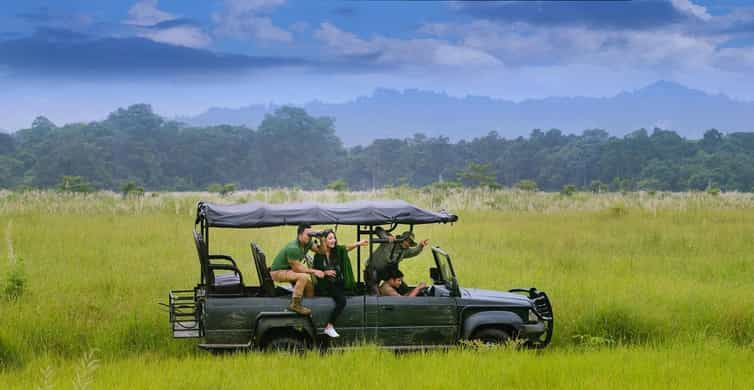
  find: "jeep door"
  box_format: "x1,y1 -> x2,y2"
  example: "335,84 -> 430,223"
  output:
307,296 -> 365,345
366,295 -> 457,346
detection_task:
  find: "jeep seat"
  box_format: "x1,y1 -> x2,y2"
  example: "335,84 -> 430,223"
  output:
250,242 -> 276,297
193,230 -> 243,292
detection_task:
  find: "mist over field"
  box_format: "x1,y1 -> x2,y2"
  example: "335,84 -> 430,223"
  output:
180,81 -> 754,146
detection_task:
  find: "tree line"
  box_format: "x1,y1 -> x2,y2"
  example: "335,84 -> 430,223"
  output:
1,104 -> 753,193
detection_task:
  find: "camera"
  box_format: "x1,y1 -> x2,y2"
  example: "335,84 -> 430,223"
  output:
307,230 -> 327,238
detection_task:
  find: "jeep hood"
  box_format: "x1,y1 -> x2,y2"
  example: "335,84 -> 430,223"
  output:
460,288 -> 531,306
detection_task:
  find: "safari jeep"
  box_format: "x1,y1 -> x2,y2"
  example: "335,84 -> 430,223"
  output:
168,200 -> 553,351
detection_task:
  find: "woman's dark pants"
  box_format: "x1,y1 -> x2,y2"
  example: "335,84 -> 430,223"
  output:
325,279 -> 347,325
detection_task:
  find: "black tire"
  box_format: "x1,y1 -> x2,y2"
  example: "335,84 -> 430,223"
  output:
263,335 -> 307,353
471,328 -> 512,346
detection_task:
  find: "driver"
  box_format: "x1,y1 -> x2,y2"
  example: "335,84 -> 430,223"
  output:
365,227 -> 429,295
379,268 -> 427,297
269,223 -> 325,316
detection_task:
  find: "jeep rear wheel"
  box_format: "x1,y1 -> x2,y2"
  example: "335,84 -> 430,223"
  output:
471,328 -> 512,346
263,335 -> 307,353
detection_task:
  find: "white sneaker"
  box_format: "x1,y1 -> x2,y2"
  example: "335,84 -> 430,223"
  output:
323,325 -> 340,338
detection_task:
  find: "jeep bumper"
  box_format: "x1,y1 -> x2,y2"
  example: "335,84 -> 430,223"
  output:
509,287 -> 554,348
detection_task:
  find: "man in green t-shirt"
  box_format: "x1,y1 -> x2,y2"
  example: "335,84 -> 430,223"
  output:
270,223 -> 325,315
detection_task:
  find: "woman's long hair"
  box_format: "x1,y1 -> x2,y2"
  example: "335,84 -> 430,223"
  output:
321,229 -> 340,267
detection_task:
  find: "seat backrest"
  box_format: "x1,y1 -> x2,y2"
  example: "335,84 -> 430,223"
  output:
364,268 -> 379,296
251,242 -> 276,297
193,229 -> 209,285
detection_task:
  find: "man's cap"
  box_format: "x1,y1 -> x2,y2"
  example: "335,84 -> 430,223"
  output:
396,231 -> 416,246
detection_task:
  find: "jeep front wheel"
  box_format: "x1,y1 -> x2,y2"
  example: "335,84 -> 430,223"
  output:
470,328 -> 512,346
263,335 -> 307,353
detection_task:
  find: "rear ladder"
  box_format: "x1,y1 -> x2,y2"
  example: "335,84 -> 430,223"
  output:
169,288 -> 203,338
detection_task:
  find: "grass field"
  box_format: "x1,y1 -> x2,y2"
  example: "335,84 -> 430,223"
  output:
1,189 -> 753,388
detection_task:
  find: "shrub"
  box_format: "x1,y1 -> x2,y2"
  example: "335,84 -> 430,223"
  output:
207,183 -> 236,196
515,180 -> 538,192
58,176 -> 94,193
3,257 -> 26,300
220,183 -> 236,196
326,179 -> 348,192
561,184 -> 577,196
590,180 -> 608,193
0,337 -> 23,370
426,181 -> 462,190
572,334 -> 616,349
121,181 -> 144,198
706,186 -> 721,196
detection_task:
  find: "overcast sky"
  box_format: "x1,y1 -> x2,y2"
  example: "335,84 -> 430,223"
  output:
2,0 -> 754,130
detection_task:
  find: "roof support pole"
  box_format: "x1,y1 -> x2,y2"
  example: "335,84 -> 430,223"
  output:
356,225 -> 361,284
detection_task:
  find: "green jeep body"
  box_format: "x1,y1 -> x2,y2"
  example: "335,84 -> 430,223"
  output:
168,201 -> 553,351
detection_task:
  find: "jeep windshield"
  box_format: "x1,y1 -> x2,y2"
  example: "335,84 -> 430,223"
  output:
431,246 -> 460,296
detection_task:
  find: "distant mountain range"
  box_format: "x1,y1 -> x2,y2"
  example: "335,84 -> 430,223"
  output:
178,81 -> 754,146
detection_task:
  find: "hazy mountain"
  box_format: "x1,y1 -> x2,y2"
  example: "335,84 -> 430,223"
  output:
179,81 -> 754,145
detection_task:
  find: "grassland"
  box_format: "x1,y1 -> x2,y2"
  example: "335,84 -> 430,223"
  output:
1,189 -> 753,388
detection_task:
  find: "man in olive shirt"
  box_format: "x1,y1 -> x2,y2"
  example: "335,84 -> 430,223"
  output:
270,224 -> 325,315
365,227 -> 429,294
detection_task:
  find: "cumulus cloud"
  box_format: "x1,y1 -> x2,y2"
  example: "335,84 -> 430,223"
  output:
0,30 -> 306,78
456,0 -> 708,29
213,0 -> 292,44
125,0 -> 212,48
314,22 -> 501,68
670,0 -> 711,21
422,0 -> 750,73
125,0 -> 173,26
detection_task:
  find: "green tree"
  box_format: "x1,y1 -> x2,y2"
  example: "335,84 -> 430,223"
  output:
458,162 -> 497,188
327,179 -> 348,192
590,180 -> 608,193
561,184 -> 577,196
515,179 -> 538,192
121,181 -> 144,197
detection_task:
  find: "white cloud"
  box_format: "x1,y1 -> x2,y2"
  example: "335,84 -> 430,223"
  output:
141,26 -> 213,49
314,22 -> 501,67
125,0 -> 212,49
421,19 -> 729,72
213,0 -> 292,44
314,22 -> 373,56
671,0 -> 711,22
126,0 -> 173,26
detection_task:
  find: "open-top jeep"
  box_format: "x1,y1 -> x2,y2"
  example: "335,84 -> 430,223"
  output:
168,200 -> 553,351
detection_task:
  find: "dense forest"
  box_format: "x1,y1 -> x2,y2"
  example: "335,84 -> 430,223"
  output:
1,104 -> 753,192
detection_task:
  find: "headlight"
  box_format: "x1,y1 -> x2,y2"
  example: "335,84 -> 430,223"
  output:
528,309 -> 539,322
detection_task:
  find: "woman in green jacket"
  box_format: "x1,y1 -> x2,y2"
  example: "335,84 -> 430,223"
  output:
313,229 -> 367,338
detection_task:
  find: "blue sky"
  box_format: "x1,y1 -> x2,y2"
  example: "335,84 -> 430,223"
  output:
2,0 -> 754,130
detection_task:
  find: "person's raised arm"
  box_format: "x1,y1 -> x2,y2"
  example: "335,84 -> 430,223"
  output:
374,227 -> 392,241
403,239 -> 430,259
346,240 -> 368,252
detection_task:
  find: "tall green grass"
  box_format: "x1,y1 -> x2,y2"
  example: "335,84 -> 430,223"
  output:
2,343 -> 753,389
0,189 -> 752,387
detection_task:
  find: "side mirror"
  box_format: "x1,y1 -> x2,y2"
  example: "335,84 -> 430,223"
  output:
429,267 -> 442,283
